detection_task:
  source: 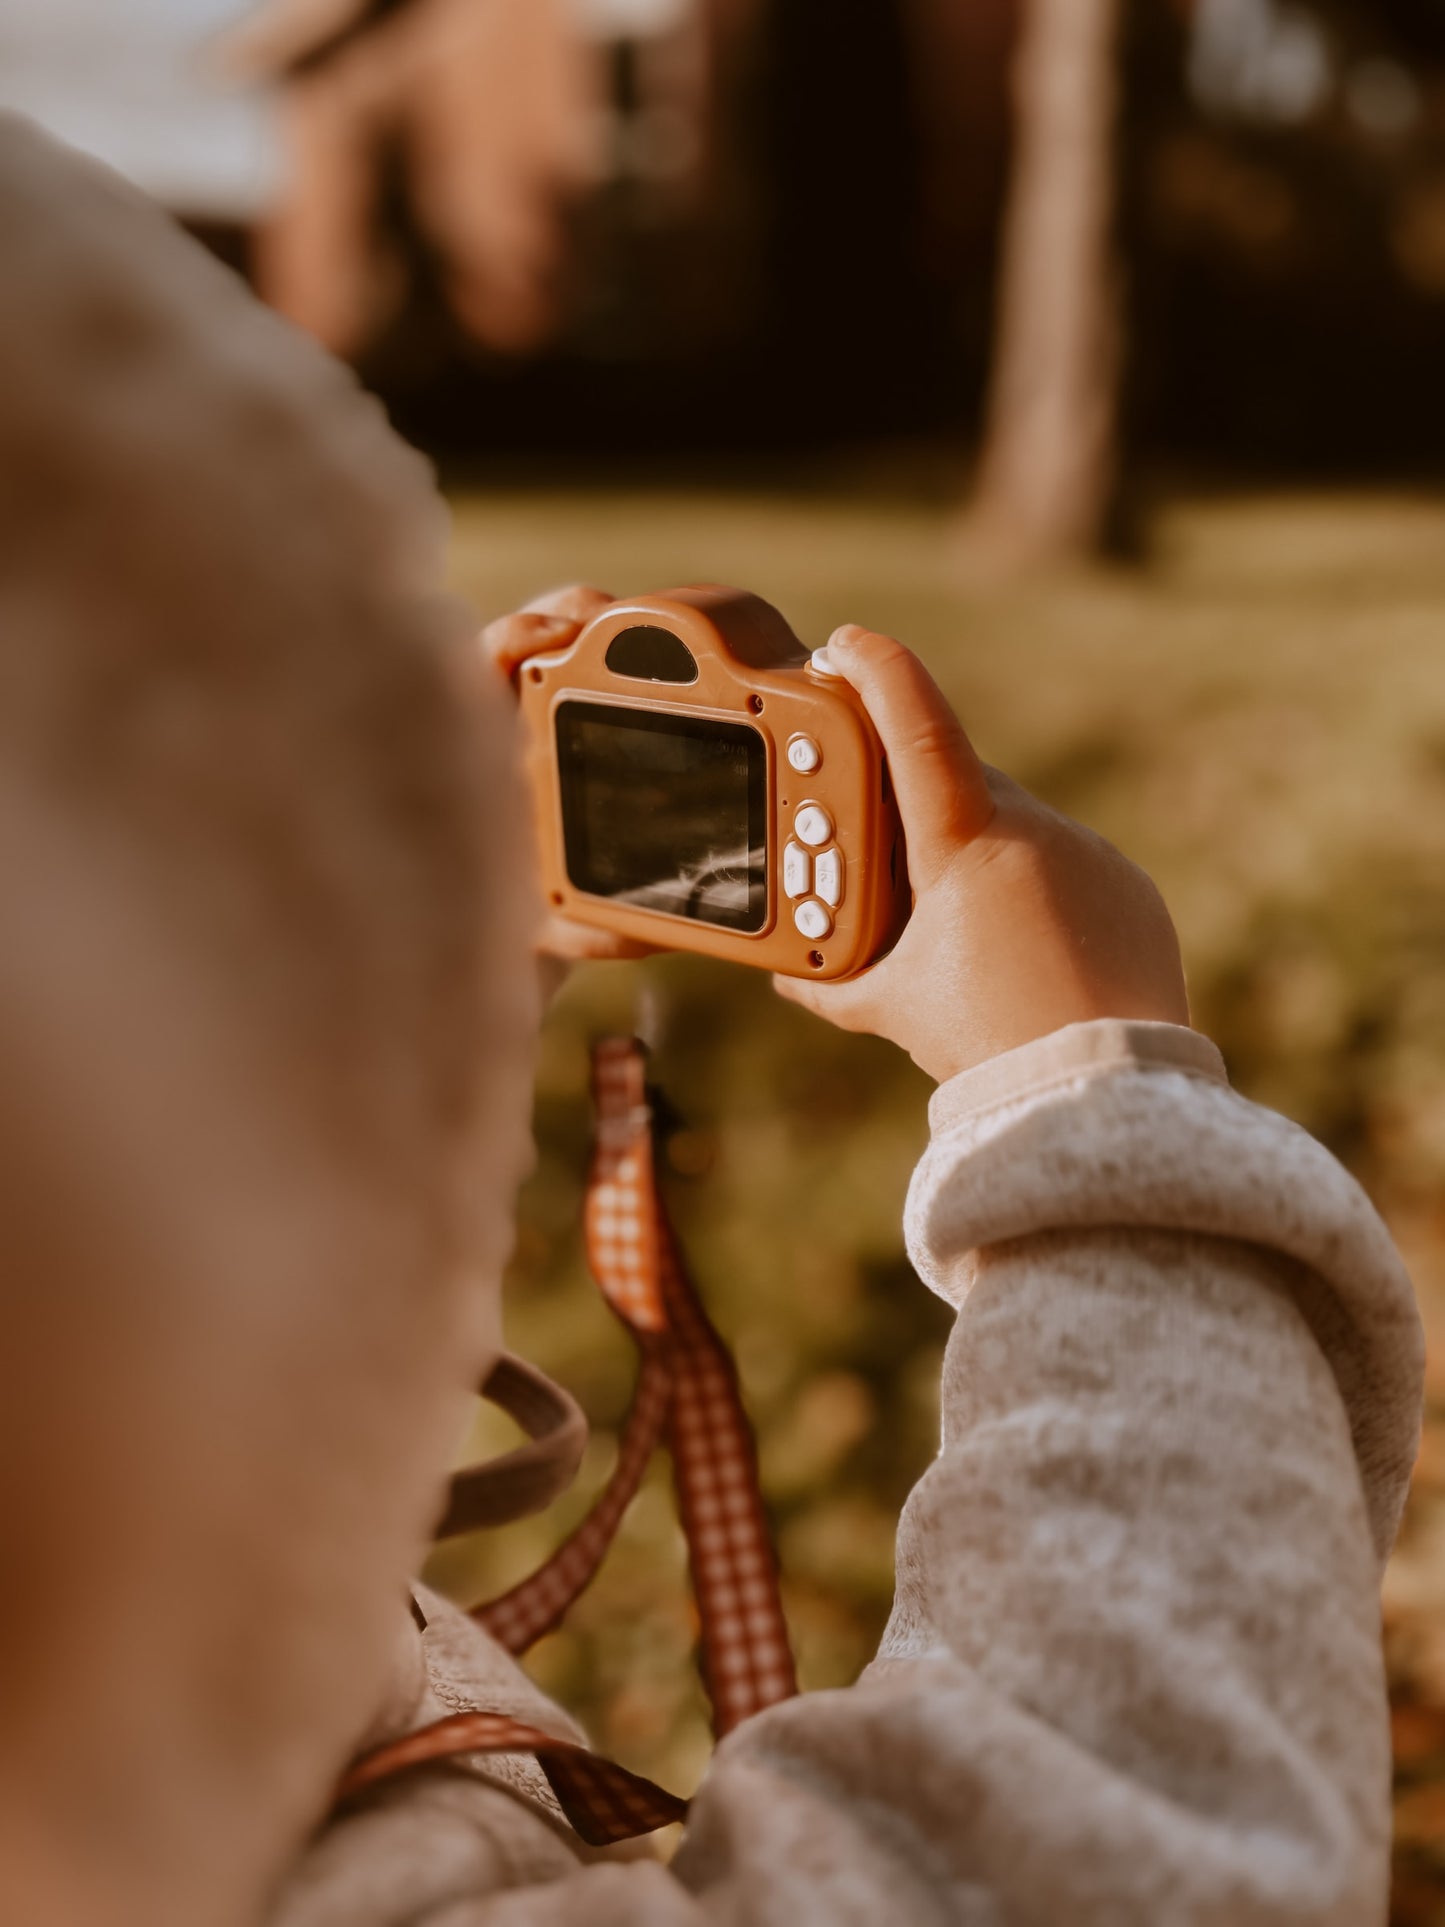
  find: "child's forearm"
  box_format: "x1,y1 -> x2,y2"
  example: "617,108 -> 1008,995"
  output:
886,1020 -> 1418,1910
653,1021 -> 1420,1925
903,1017 -> 1420,1572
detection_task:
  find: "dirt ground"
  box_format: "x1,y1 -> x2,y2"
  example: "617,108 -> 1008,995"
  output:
434,480 -> 1445,1916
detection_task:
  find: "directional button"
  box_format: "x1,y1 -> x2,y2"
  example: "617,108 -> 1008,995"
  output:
783,841 -> 811,900
794,804 -> 833,848
793,898 -> 833,941
814,848 -> 843,907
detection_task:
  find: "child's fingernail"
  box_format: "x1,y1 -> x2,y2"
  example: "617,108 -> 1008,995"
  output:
828,623 -> 869,655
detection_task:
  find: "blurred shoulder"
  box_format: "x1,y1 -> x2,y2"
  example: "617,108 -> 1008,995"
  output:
271,1588 -> 636,1927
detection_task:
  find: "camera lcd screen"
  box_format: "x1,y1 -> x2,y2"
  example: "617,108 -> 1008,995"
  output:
555,701 -> 767,932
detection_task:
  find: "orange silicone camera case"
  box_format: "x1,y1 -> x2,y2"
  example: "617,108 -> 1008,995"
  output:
519,586 -> 910,981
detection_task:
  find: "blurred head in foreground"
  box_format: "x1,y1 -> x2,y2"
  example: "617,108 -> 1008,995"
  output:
0,115 -> 538,1927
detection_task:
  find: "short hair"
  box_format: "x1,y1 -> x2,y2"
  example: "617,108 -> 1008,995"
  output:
0,112 -> 531,1201
0,117 -> 539,1913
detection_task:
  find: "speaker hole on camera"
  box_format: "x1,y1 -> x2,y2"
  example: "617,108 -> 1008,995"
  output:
808,950 -> 825,969
549,891 -> 564,906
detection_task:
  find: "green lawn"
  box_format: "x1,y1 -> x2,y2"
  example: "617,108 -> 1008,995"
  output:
434,482 -> 1445,1913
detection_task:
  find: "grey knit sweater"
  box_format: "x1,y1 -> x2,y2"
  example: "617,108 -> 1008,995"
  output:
271,1019 -> 1424,1926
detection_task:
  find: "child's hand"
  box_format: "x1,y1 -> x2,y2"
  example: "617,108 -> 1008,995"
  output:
775,625 -> 1189,1083
479,586 -> 651,966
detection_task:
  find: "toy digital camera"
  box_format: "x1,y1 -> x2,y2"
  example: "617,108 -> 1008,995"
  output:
518,586 -> 910,980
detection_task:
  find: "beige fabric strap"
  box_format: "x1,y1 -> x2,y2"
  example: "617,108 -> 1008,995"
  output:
436,1351 -> 589,1535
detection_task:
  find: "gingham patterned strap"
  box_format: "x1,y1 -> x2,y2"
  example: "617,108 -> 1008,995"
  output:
475,1037 -> 795,1726
655,1217 -> 798,1728
340,1036 -> 797,1842
335,1710 -> 688,1847
472,1345 -> 672,1652
467,1040 -> 676,1651
469,1038 -> 683,1654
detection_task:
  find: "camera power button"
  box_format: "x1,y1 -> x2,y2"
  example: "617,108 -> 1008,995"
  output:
787,735 -> 822,774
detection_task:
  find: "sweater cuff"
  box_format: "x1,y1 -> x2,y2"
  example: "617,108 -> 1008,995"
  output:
905,1019 -> 1422,1567
927,1019 -> 1227,1140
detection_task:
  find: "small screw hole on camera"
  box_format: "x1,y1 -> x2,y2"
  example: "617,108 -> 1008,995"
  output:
529,666 -> 544,683
748,694 -> 764,713
808,950 -> 825,969
549,891 -> 564,906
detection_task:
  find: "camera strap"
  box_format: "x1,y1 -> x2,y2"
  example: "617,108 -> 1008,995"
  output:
337,1036 -> 797,1845
435,1351 -> 588,1534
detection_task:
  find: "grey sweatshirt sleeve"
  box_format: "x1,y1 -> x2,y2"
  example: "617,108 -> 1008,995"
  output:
290,1020 -> 1424,1927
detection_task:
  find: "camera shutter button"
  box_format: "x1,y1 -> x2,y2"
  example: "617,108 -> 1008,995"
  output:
794,804 -> 832,848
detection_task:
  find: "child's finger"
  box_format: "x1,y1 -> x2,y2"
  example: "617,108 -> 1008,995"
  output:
482,588 -> 615,684
521,584 -> 615,625
540,914 -> 652,962
825,624 -> 994,887
771,969 -> 870,1028
480,611 -> 581,683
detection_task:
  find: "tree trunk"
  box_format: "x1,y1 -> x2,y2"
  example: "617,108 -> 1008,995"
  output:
967,0 -> 1125,567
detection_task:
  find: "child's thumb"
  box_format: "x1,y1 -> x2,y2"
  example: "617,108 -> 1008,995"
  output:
825,624 -> 993,888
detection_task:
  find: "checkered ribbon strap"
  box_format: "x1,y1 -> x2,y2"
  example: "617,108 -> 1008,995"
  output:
340,1036 -> 796,1841
471,1344 -> 672,1652
337,1709 -> 687,1846
646,1164 -> 799,1729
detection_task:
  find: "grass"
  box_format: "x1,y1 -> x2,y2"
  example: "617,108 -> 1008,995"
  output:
432,479 -> 1445,1916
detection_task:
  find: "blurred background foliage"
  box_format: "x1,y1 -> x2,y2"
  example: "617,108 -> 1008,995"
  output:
7,0 -> 1445,1913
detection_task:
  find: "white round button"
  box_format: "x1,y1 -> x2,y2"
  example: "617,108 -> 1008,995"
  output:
807,647 -> 845,678
794,898 -> 833,940
787,735 -> 822,774
794,803 -> 833,848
